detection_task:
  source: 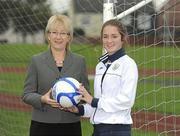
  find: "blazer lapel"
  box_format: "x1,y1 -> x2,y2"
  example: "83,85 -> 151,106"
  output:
61,51 -> 73,74
43,49 -> 74,77
44,48 -> 60,76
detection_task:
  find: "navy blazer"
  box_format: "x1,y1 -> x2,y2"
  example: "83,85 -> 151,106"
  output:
22,48 -> 89,123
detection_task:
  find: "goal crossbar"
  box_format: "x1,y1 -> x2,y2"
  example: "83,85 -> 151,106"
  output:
114,0 -> 152,20
103,0 -> 169,21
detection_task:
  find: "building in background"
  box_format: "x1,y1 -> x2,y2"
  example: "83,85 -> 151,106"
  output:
68,0 -> 103,38
0,0 -> 179,44
68,0 -> 179,45
68,0 -> 155,37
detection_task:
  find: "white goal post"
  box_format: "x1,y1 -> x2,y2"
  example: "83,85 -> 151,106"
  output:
103,0 -> 169,22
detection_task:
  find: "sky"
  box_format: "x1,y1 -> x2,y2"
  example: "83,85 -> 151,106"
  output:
48,0 -> 71,13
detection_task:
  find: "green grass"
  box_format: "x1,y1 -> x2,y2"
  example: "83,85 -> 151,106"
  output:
0,109 -> 31,136
0,44 -> 47,66
0,109 -> 163,136
0,44 -> 180,136
0,44 -> 179,113
1,44 -> 179,69
0,73 -> 25,95
126,46 -> 180,69
134,78 -> 180,114
0,44 -> 101,69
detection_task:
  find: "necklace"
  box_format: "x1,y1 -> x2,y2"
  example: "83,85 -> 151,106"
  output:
53,51 -> 65,66
55,59 -> 64,66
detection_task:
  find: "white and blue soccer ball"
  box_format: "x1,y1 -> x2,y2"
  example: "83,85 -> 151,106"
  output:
52,77 -> 81,108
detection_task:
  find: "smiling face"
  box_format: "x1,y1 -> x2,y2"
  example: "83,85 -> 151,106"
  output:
101,19 -> 128,55
45,15 -> 73,52
102,25 -> 123,55
48,22 -> 70,52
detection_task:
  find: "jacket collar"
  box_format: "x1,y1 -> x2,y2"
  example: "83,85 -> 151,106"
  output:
99,48 -> 126,64
43,48 -> 73,76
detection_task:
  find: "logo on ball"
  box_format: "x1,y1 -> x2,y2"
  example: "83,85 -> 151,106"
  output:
52,77 -> 81,108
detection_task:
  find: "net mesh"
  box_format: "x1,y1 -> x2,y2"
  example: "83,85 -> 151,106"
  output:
0,0 -> 180,136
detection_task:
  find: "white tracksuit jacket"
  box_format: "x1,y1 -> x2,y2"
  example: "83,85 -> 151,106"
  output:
83,53 -> 138,125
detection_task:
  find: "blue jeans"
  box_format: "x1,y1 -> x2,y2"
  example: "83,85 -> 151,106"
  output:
92,124 -> 131,136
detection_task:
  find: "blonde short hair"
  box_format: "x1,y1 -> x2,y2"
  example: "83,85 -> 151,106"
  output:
45,14 -> 73,50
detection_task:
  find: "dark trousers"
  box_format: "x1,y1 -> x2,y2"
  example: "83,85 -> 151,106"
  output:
30,120 -> 82,136
92,124 -> 131,136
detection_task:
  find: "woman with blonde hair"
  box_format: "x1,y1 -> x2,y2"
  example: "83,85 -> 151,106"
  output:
22,14 -> 89,136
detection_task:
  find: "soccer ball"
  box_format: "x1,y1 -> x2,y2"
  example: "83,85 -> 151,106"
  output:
52,77 -> 81,108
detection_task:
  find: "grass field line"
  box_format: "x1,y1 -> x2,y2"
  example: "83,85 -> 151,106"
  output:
0,93 -> 179,135
0,66 -> 180,77
0,66 -> 180,135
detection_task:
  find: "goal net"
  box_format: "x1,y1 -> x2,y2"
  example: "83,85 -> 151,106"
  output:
0,0 -> 179,136
109,0 -> 180,135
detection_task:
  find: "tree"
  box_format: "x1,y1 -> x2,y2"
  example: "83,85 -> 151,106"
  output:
0,0 -> 10,34
9,0 -> 52,42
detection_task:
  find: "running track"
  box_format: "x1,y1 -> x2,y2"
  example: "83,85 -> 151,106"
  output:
0,67 -> 180,135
